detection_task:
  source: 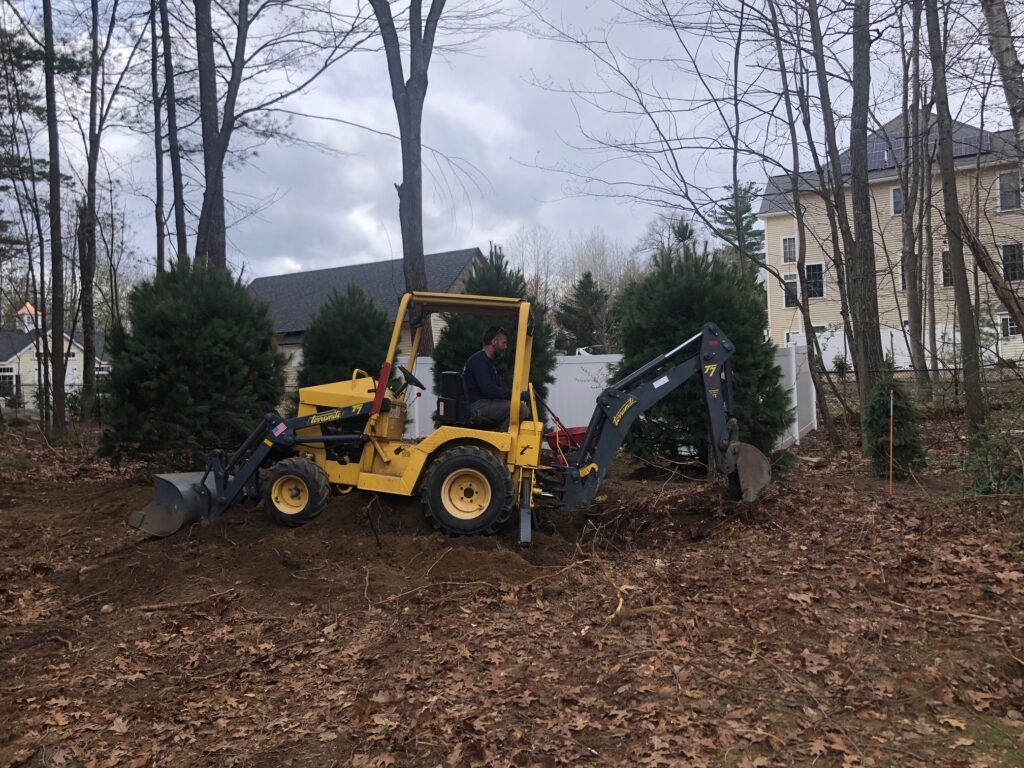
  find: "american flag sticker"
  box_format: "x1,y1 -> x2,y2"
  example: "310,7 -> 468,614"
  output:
272,423 -> 287,436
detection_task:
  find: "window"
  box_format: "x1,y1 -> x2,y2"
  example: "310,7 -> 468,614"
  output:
783,266 -> 824,306
783,274 -> 798,307
805,263 -> 825,298
1002,242 -> 1024,282
813,325 -> 828,335
0,366 -> 14,398
1003,316 -> 1021,337
891,186 -> 903,216
999,172 -> 1021,211
782,236 -> 797,264
941,251 -> 953,287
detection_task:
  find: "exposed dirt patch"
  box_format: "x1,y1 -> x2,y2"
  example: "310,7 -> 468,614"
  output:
1,422 -> 1023,767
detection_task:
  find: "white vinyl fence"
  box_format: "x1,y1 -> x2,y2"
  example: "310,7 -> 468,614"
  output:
408,346 -> 817,451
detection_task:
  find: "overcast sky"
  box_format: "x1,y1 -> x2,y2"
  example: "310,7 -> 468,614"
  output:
177,0 -> 664,280
107,0 -> 1004,282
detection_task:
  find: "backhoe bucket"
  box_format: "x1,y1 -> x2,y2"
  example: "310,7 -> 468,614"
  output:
128,473 -> 216,537
735,443 -> 771,501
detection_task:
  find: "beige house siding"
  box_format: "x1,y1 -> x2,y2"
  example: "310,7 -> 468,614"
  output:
762,162 -> 1024,367
1,336 -> 95,392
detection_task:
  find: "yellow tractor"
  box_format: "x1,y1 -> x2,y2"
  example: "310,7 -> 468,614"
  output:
130,291 -> 770,545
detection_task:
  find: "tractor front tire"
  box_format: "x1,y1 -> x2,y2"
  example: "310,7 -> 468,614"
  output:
421,445 -> 514,536
263,456 -> 331,528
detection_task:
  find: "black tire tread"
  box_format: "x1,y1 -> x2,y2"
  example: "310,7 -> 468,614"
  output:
420,445 -> 514,536
263,456 -> 331,527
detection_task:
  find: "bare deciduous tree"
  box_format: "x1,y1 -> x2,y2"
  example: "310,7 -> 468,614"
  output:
925,0 -> 986,437
192,0 -> 372,268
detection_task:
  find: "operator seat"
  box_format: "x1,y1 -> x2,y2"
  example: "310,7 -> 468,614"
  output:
435,371 -> 502,429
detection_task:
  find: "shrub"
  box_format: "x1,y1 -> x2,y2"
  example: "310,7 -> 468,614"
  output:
100,262 -> 284,465
613,252 -> 790,463
864,376 -> 925,479
298,283 -> 391,388
965,393 -> 1024,495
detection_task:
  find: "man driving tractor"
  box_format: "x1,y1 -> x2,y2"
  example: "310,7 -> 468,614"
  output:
463,325 -> 529,428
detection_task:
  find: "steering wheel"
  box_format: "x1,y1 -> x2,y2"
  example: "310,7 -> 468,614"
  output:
397,364 -> 426,391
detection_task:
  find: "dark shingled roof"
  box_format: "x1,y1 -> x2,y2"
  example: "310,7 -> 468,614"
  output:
0,330 -> 108,363
758,114 -> 1017,216
0,330 -> 30,362
248,248 -> 483,335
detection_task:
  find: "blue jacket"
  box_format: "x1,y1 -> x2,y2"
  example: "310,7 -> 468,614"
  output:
463,349 -> 511,405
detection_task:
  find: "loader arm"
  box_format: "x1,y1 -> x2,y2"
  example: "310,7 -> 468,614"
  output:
556,323 -> 768,509
129,405 -> 369,537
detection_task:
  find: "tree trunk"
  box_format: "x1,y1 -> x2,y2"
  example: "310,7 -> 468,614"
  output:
903,1 -> 929,382
399,87 -> 428,292
848,0 -> 885,449
160,0 -> 188,265
924,0 -> 986,437
193,0 -> 226,269
369,0 -> 446,294
42,0 -> 66,433
151,0 -> 165,273
80,0 -> 102,421
981,0 -> 1024,172
806,0 -> 858,374
766,0 -> 838,447
925,163 -> 939,374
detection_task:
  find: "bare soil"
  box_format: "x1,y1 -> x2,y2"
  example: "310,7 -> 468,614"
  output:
1,422 -> 1022,767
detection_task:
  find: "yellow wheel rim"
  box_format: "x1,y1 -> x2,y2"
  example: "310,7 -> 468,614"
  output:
271,474 -> 309,515
440,469 -> 492,520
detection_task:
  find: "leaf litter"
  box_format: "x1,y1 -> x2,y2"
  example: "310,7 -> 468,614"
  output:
0,421 -> 1022,766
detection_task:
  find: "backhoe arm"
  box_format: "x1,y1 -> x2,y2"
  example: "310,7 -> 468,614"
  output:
558,323 -> 756,509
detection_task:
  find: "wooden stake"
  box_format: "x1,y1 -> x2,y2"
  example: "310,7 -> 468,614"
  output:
889,387 -> 895,496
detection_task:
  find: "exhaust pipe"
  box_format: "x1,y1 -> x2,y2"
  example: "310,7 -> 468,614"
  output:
128,472 -> 218,537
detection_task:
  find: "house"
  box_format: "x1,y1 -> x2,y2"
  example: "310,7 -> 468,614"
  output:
758,115 -> 1024,368
1,305 -> 110,407
248,248 -> 484,388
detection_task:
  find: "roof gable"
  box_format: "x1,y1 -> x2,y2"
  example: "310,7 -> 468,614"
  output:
248,248 -> 483,335
0,330 -> 108,363
0,331 -> 31,362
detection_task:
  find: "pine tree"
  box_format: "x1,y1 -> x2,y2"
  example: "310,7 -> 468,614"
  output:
714,182 -> 765,266
433,244 -> 557,400
298,284 -> 391,388
554,271 -> 613,353
100,262 -> 284,464
614,252 -> 790,462
864,376 -> 925,479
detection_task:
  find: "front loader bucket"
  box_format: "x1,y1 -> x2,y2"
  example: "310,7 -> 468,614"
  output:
735,443 -> 771,501
128,472 -> 216,537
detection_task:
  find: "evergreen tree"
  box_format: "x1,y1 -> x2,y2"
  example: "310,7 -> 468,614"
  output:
100,262 -> 284,463
298,283 -> 391,388
714,182 -> 765,266
554,271 -> 613,353
864,376 -> 925,479
433,244 -> 557,400
614,252 -> 789,462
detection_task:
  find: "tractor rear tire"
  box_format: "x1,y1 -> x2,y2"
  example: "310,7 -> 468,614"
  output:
421,445 -> 514,536
263,457 -> 331,528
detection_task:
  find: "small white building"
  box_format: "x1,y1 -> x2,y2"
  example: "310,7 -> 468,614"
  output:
0,303 -> 109,407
